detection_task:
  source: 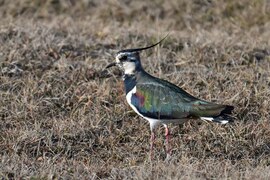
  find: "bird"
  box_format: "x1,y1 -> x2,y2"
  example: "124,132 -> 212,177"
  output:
105,36 -> 234,159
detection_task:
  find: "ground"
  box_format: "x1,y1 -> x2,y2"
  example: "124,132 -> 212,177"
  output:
0,0 -> 270,179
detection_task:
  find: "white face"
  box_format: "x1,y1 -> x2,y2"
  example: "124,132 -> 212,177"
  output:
122,61 -> 136,75
116,52 -> 137,75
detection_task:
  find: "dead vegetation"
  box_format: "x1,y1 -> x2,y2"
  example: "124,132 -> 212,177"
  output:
0,0 -> 270,179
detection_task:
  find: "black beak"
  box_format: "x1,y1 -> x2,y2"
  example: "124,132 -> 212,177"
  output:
105,62 -> 117,69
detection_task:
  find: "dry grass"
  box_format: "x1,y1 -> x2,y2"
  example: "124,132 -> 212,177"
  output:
0,0 -> 270,179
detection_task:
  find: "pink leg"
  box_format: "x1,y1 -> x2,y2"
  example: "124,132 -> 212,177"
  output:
165,126 -> 171,156
150,131 -> 155,160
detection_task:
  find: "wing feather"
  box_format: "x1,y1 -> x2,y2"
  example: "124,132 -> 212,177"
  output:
130,75 -> 230,120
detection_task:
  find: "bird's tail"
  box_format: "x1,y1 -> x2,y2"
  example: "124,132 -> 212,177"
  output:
200,105 -> 234,124
200,114 -> 234,124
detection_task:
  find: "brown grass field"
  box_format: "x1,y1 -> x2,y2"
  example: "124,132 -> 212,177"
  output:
0,0 -> 270,179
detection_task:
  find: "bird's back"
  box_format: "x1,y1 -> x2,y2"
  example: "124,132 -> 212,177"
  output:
131,71 -> 233,120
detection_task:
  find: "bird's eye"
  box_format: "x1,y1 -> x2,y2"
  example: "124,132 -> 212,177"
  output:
119,55 -> 127,61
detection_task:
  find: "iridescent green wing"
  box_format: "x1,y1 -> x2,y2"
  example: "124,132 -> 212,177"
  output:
130,81 -> 194,119
131,76 -> 228,119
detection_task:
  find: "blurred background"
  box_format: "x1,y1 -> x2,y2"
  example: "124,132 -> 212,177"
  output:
0,0 -> 270,179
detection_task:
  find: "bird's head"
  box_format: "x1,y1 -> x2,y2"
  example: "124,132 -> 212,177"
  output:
114,51 -> 142,75
106,35 -> 168,75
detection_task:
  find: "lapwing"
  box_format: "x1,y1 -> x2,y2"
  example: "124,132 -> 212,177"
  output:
106,36 -> 234,159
